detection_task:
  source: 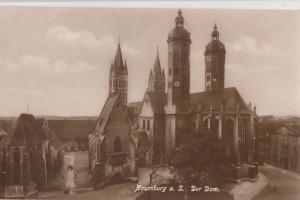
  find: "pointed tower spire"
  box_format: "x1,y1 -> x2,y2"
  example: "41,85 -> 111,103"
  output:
152,46 -> 162,80
109,40 -> 128,106
147,47 -> 166,93
114,38 -> 124,70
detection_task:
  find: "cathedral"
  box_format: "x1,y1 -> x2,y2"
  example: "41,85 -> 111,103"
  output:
89,9 -> 258,184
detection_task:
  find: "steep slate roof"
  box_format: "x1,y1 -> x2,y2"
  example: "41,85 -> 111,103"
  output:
95,93 -> 120,135
189,87 -> 250,113
0,113 -> 47,146
150,52 -> 164,81
145,92 -> 167,114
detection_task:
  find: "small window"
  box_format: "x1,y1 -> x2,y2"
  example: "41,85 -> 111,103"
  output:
168,68 -> 172,75
147,120 -> 150,131
212,75 -> 217,81
143,120 -> 146,130
114,137 -> 122,152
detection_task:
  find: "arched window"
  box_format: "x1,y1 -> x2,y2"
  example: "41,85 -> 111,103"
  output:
13,148 -> 21,185
147,120 -> 150,131
114,137 -> 122,153
224,119 -> 234,141
211,118 -> 219,136
203,119 -> 208,130
224,119 -> 234,158
239,121 -> 247,163
143,120 -> 146,130
97,142 -> 101,162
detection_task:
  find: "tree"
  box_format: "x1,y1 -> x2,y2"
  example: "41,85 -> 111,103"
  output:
147,164 -> 168,200
168,128 -> 230,200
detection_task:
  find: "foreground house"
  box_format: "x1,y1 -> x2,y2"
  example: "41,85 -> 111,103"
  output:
0,114 -> 63,198
269,120 -> 300,172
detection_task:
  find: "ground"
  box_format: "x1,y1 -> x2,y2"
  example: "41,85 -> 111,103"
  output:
42,151 -> 138,199
40,153 -> 266,200
136,189 -> 233,200
253,164 -> 300,200
39,183 -> 137,200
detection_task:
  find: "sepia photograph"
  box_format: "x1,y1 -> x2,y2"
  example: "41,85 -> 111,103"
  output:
0,2 -> 299,199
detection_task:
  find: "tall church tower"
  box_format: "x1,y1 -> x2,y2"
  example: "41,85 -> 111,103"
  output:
147,48 -> 166,93
166,9 -> 191,107
204,24 -> 226,91
165,10 -> 191,159
109,41 -> 128,105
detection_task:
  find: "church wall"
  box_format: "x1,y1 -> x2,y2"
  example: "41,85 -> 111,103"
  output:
147,114 -> 165,165
165,114 -> 176,160
93,103 -> 135,182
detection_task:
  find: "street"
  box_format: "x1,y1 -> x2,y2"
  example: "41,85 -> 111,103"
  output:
253,165 -> 300,200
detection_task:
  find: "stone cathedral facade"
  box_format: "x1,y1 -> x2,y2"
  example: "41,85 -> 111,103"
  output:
89,9 -> 258,182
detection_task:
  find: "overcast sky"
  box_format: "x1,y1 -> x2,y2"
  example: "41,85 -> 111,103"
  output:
0,7 -> 299,117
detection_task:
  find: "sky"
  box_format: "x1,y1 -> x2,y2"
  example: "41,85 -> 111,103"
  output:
0,7 -> 299,117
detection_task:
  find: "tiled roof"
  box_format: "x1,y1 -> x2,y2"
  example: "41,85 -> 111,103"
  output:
0,113 -> 47,146
44,119 -> 96,139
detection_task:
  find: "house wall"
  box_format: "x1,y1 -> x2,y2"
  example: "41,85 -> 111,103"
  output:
270,126 -> 300,173
139,100 -> 154,166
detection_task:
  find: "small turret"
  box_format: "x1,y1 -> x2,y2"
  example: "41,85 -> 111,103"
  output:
147,47 -> 165,93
